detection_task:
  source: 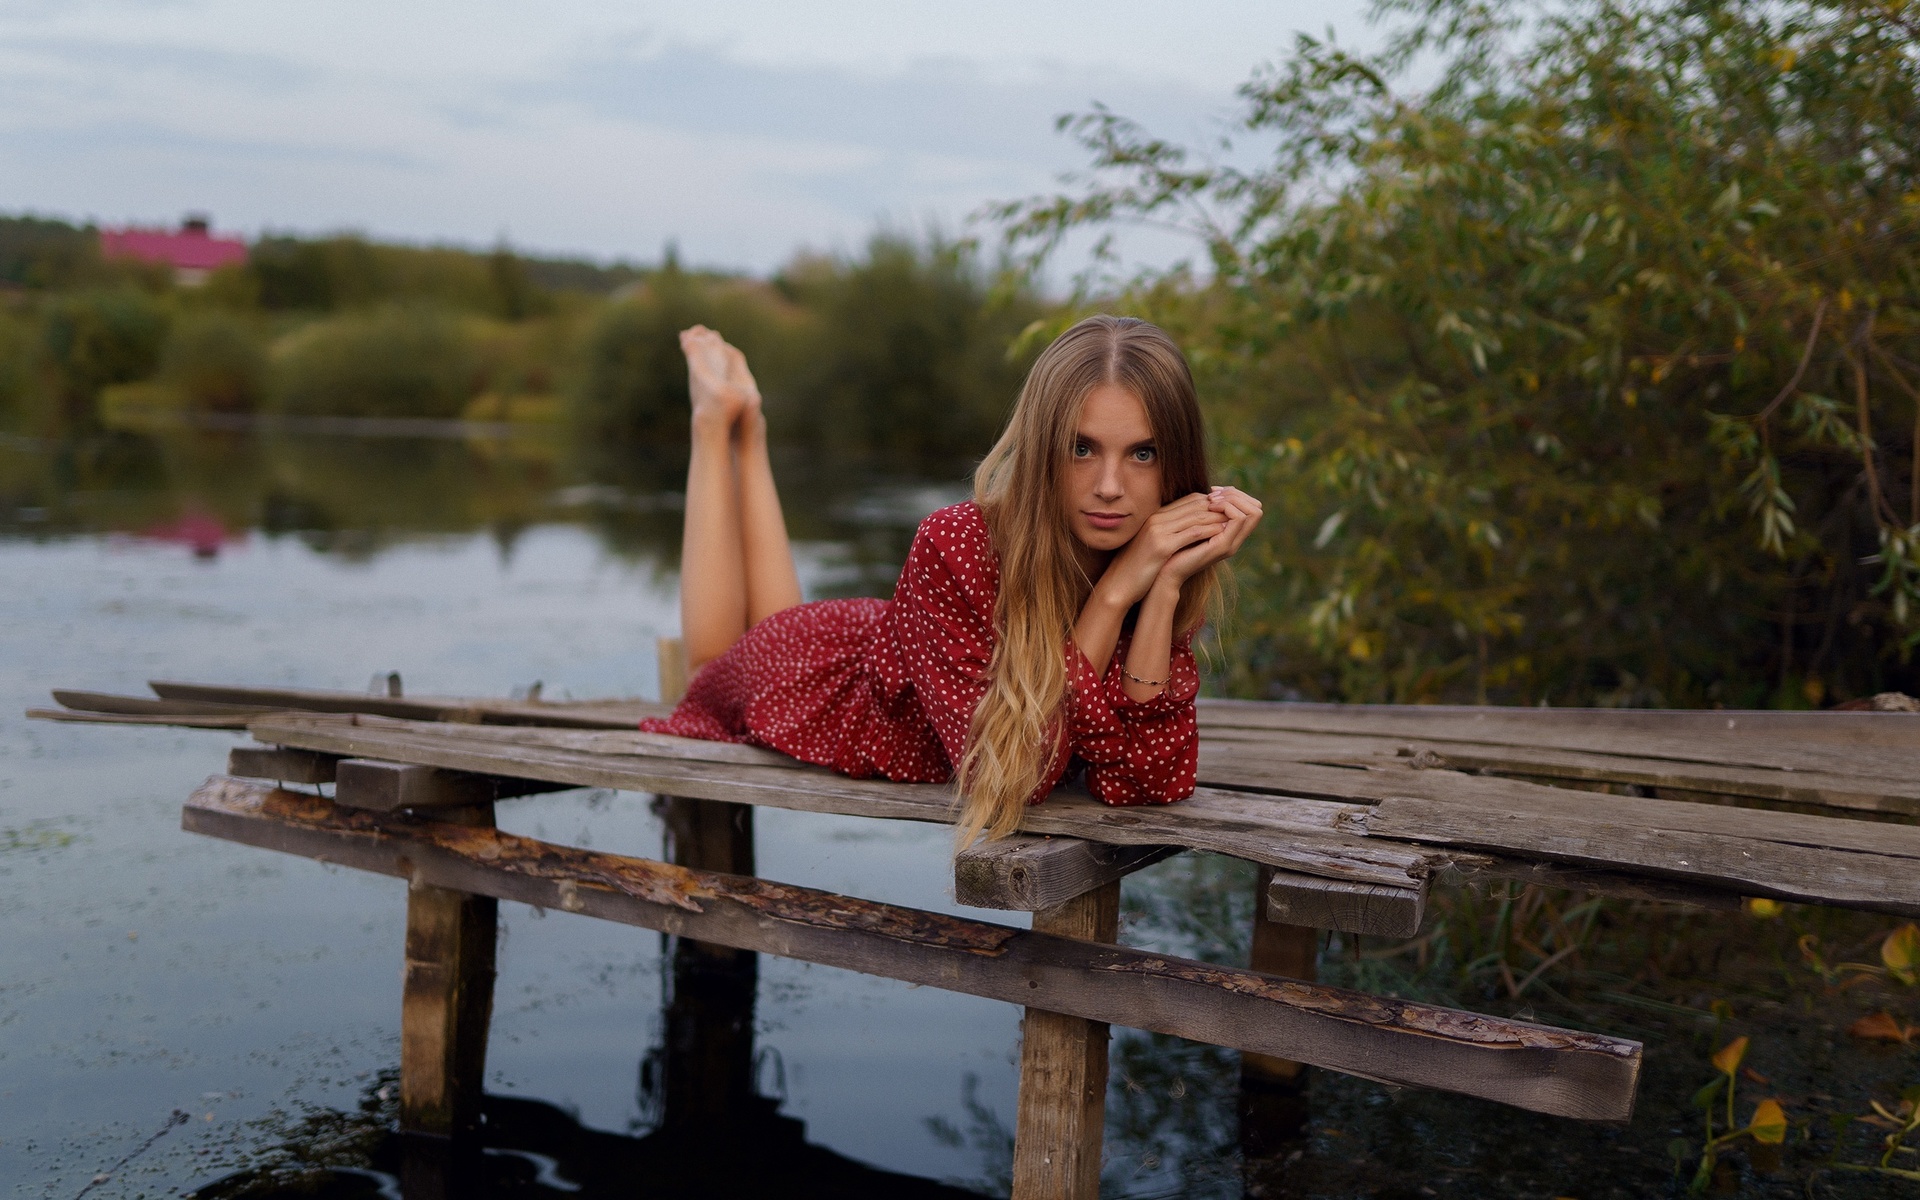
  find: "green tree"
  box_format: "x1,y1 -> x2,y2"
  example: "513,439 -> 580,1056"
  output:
42,289 -> 170,411
775,235 -> 1041,465
158,312 -> 268,413
1001,0 -> 1920,706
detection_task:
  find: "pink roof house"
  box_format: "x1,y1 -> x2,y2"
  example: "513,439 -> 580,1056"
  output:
100,215 -> 247,285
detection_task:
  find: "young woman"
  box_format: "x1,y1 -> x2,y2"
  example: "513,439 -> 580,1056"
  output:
642,315 -> 1263,841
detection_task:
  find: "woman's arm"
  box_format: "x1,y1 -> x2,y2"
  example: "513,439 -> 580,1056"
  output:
1072,487 -> 1263,701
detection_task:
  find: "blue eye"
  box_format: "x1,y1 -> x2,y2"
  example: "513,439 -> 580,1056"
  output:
1133,447 -> 1156,463
1073,441 -> 1092,458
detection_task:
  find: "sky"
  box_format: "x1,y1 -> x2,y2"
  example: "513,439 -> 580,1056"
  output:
0,0 -> 1379,273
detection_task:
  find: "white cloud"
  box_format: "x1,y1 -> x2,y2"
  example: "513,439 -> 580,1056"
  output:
0,0 -> 1378,269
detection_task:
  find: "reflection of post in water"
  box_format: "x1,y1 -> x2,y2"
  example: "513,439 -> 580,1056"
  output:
644,634 -> 767,1140
1241,865 -> 1315,1179
652,793 -> 762,1135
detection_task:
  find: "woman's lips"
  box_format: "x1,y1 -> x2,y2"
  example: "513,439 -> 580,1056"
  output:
1083,511 -> 1128,530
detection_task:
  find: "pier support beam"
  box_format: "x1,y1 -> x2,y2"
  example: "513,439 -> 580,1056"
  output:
1241,865 -> 1317,1167
1012,879 -> 1120,1200
399,802 -> 498,1139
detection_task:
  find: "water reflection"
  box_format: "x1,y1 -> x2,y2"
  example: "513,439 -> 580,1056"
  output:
0,421 -> 953,593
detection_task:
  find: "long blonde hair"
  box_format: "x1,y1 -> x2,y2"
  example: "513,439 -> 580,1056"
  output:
956,315 -> 1219,843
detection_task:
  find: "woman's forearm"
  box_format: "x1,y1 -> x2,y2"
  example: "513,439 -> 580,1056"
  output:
1072,578 -> 1181,702
1120,581 -> 1179,702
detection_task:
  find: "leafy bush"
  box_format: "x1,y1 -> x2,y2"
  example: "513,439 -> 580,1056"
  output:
269,305 -> 476,419
159,311 -> 267,412
569,262 -> 794,445
1003,0 -> 1920,706
774,235 -> 1041,464
41,289 -> 170,406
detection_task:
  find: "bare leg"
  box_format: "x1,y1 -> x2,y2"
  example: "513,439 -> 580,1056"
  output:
679,329 -> 748,670
724,343 -> 803,625
676,329 -> 802,671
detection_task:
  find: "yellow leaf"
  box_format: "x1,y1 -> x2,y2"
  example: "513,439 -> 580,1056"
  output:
1847,1011 -> 1915,1044
1881,924 -> 1917,980
1745,898 -> 1783,919
1712,1036 -> 1749,1075
1347,634 -> 1375,661
1750,1099 -> 1787,1145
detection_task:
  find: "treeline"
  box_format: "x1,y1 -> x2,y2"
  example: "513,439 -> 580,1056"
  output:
0,218 -> 1040,467
1006,0 -> 1919,707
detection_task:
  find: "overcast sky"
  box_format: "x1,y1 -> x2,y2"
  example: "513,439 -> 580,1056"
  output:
0,0 -> 1378,272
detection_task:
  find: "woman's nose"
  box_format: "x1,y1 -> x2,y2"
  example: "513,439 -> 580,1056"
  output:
1094,457 -> 1124,500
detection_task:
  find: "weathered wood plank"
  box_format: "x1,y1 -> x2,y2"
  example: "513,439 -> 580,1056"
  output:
246,713 -> 1444,891
182,777 -> 1643,1121
1199,732 -> 1920,819
955,835 -> 1178,911
1366,795 -> 1920,917
400,802 -> 497,1138
151,680 -> 669,729
335,759 -> 571,811
1013,882 -> 1119,1200
1198,700 -> 1920,779
26,707 -> 254,729
1267,870 -> 1425,938
1242,865 -> 1317,1156
51,689 -> 270,717
229,746 -> 340,785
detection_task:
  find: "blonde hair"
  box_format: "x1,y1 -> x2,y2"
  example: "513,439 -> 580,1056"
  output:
956,315 -> 1218,844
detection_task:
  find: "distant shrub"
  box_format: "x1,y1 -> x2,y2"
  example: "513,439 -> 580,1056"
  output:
159,312 -> 267,412
270,306 -> 476,419
775,235 -> 1041,464
42,289 -> 170,404
570,264 -> 794,445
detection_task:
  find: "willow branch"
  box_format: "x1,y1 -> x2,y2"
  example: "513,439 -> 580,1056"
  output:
1754,298 -> 1828,425
1867,341 -> 1920,528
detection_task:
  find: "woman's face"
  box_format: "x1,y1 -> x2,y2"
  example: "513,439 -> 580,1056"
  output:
1061,383 -> 1163,553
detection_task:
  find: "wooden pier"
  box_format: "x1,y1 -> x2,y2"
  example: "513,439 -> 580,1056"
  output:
31,672 -> 1920,1197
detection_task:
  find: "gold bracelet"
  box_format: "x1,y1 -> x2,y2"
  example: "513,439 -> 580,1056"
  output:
1122,666 -> 1167,688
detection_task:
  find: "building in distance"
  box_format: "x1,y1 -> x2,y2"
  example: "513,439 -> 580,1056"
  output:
100,214 -> 246,286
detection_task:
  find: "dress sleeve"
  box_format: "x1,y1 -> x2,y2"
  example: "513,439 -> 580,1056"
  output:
1062,627 -> 1200,805
888,515 -> 996,770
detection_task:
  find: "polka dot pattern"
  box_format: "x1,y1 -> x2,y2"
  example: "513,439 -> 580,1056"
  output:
641,501 -> 1199,807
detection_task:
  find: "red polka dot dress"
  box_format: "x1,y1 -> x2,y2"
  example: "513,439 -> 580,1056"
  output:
641,501 -> 1199,807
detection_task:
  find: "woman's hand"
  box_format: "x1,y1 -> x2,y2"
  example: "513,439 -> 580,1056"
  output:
1158,486 -> 1263,589
1093,493 -> 1229,611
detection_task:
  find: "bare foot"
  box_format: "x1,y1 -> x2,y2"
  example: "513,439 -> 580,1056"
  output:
680,325 -> 752,429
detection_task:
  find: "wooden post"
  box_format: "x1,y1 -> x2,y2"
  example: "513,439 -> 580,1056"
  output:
1241,864 -> 1317,1166
1012,879 -> 1120,1200
400,802 -> 498,1139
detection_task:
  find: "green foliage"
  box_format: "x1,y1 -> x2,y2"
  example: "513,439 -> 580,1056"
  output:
159,311 -> 267,412
269,305 -> 476,419
0,215 -> 98,290
569,262 -> 794,446
42,288 -> 170,406
247,235 -> 556,317
1001,0 -> 1920,705
774,235 -> 1041,463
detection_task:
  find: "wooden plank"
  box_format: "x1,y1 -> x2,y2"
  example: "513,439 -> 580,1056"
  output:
954,835 -> 1178,911
1197,701 -> 1920,780
26,707 -> 254,729
1242,864 -> 1317,1157
181,777 -> 1643,1121
334,759 -> 572,811
228,746 -> 340,785
399,802 -> 497,1138
246,713 -> 1446,891
1199,698 -> 1920,747
51,689 -> 271,716
151,679 -> 669,729
1266,870 -> 1424,938
1013,882 -> 1119,1200
1365,794 -> 1920,917
1199,733 -> 1920,819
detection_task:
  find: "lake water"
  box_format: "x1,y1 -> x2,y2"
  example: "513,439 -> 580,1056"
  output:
0,427 -> 1255,1199
5,426 -> 1914,1199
